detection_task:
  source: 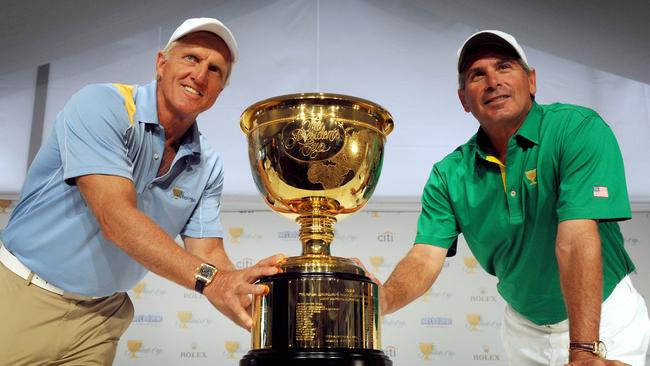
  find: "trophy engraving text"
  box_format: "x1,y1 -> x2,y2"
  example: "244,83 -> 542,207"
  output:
282,117 -> 345,161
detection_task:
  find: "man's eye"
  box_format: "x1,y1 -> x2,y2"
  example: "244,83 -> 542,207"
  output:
184,55 -> 197,62
499,63 -> 512,70
469,72 -> 485,81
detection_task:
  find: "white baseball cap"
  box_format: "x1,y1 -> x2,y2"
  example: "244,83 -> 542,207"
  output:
166,17 -> 239,63
457,30 -> 528,73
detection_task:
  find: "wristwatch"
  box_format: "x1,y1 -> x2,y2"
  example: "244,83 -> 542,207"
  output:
569,341 -> 607,358
194,263 -> 218,294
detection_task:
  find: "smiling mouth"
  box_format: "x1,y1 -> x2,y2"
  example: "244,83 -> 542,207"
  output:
484,95 -> 509,105
183,85 -> 202,97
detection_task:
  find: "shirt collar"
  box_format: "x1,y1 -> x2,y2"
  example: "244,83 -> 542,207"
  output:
471,101 -> 542,160
514,101 -> 541,145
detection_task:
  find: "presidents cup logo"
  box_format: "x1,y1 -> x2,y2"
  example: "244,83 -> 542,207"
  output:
381,315 -> 406,328
124,340 -> 163,359
224,341 -> 241,359
464,256 -> 479,274
171,186 -> 197,202
466,313 -> 501,332
177,311 -> 192,328
132,282 -> 146,300
418,342 -> 455,361
229,226 -> 244,243
369,256 -> 384,273
127,340 -> 142,359
466,313 -> 481,331
420,287 -> 453,302
130,281 -> 167,299
228,226 -> 262,243
0,199 -> 12,213
176,311 -> 214,328
281,116 -> 345,161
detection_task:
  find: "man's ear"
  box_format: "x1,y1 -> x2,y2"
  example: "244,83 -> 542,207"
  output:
155,51 -> 166,80
458,89 -> 471,112
528,69 -> 537,98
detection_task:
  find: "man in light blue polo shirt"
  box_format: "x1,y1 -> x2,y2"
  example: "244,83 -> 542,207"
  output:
0,18 -> 283,365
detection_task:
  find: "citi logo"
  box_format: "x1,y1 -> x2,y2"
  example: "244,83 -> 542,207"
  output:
236,257 -> 254,269
377,231 -> 394,242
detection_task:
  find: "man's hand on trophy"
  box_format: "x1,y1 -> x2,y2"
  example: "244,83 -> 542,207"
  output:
351,257 -> 388,314
204,253 -> 285,330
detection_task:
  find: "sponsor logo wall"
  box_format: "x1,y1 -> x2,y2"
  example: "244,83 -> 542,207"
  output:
1,207 -> 648,365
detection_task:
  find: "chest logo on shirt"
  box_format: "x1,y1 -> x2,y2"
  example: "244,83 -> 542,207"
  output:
172,186 -> 197,203
525,169 -> 537,186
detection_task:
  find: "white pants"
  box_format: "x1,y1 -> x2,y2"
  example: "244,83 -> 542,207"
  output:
501,276 -> 650,366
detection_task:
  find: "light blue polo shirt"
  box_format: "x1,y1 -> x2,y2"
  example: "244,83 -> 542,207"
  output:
1,81 -> 224,297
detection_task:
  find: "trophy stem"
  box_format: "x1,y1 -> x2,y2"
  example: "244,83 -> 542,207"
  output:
296,215 -> 336,255
294,196 -> 340,256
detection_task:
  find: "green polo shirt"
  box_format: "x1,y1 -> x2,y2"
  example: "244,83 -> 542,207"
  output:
416,102 -> 635,325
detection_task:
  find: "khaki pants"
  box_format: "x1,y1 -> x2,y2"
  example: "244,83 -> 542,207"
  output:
0,260 -> 134,365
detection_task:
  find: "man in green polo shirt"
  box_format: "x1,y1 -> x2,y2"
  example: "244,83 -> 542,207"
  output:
374,30 -> 650,365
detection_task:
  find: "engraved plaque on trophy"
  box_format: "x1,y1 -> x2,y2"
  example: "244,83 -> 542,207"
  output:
239,93 -> 393,366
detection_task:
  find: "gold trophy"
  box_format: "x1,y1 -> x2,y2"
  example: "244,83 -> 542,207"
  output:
239,93 -> 393,366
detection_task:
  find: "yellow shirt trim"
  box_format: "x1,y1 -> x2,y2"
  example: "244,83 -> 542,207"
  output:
113,84 -> 136,126
486,155 -> 506,191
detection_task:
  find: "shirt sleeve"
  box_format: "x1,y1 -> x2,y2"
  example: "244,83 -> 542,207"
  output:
556,113 -> 631,222
415,164 -> 460,256
181,157 -> 225,238
55,84 -> 134,185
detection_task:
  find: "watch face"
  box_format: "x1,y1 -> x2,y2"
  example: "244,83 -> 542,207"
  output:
196,264 -> 217,283
200,266 -> 214,277
596,341 -> 607,358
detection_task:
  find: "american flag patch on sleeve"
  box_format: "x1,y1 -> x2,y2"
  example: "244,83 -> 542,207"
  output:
593,186 -> 609,198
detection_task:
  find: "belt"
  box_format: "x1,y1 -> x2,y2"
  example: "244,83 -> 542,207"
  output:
0,244 -> 104,300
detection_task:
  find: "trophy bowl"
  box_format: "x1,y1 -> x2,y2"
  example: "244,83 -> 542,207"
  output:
240,93 -> 393,366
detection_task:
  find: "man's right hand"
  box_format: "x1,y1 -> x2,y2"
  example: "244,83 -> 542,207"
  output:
203,253 -> 285,330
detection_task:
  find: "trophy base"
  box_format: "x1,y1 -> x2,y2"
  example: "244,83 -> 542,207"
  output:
240,348 -> 392,366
